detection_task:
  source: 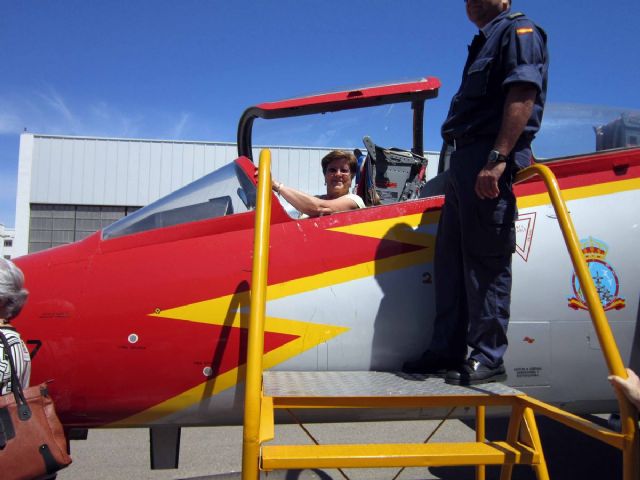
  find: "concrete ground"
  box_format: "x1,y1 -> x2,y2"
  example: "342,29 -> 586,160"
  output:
56,415 -> 624,480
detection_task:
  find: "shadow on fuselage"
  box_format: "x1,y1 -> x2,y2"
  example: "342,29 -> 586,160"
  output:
198,281 -> 250,414
369,220 -> 436,371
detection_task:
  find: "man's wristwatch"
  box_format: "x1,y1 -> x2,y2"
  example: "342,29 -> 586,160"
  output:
487,150 -> 508,164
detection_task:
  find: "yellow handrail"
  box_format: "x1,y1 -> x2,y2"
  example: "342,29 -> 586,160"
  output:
241,149 -> 273,480
240,157 -> 637,478
515,163 -> 638,479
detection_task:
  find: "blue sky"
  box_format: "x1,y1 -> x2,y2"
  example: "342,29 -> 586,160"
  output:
1,0 -> 639,227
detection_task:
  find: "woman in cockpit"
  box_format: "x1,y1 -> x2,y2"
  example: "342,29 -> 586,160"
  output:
271,150 -> 364,218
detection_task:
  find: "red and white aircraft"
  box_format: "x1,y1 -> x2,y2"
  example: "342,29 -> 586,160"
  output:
12,78 -> 640,467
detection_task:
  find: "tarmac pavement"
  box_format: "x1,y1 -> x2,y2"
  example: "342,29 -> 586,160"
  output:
56,414 -> 624,480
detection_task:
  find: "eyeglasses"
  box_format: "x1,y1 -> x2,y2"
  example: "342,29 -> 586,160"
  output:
326,167 -> 351,176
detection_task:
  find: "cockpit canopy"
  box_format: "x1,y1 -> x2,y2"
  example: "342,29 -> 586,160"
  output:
103,160 -> 256,239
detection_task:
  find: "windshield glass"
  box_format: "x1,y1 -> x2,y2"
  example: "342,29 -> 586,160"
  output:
533,106 -> 640,160
103,161 -> 256,239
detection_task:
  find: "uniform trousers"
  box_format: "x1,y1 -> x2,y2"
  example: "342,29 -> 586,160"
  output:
430,138 -> 530,368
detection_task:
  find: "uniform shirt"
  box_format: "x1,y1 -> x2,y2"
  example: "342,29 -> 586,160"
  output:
0,326 -> 32,395
441,10 -> 549,144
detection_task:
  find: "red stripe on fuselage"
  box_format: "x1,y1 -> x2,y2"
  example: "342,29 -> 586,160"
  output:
516,149 -> 640,197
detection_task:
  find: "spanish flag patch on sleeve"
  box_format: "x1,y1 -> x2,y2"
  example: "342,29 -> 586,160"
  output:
517,27 -> 534,35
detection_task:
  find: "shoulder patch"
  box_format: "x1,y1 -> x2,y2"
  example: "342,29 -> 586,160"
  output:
508,12 -> 525,20
516,27 -> 534,35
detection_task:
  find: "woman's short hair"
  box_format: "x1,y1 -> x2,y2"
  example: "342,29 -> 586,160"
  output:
0,258 -> 28,321
321,150 -> 358,177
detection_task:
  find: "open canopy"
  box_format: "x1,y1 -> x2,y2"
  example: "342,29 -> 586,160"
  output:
237,77 -> 441,160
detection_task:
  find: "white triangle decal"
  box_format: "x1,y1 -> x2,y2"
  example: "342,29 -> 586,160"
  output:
515,212 -> 536,262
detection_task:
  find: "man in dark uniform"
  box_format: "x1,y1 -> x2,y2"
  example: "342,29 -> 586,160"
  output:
404,0 -> 548,385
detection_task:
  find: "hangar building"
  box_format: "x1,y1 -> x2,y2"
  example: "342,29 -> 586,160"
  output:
0,224 -> 15,259
13,133 -> 438,258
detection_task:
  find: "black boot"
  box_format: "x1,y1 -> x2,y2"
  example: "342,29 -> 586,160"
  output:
445,358 -> 506,386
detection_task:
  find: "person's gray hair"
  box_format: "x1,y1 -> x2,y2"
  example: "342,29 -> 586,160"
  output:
0,258 -> 29,321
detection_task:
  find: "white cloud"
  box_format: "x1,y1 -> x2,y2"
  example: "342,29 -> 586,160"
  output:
37,88 -> 77,129
169,113 -> 190,139
0,112 -> 24,135
0,87 -> 216,141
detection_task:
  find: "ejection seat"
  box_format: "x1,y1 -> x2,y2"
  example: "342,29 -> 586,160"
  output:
361,136 -> 429,205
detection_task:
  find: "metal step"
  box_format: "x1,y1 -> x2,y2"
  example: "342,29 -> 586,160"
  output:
261,441 -> 539,470
263,371 -> 523,408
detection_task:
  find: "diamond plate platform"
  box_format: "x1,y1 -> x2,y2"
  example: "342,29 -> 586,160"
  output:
263,371 -> 523,398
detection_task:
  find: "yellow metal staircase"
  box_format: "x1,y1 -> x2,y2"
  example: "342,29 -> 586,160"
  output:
259,372 -> 545,477
242,150 -> 639,480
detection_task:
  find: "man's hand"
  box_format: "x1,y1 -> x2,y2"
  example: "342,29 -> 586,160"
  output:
477,83 -> 536,200
475,161 -> 507,199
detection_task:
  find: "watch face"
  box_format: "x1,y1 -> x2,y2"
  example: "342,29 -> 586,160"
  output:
488,150 -> 506,163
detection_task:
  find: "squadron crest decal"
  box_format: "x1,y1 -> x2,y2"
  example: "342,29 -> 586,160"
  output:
568,237 -> 626,311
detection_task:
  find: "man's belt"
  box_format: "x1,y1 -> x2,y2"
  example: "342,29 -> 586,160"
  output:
451,133 -> 535,151
452,135 -> 494,150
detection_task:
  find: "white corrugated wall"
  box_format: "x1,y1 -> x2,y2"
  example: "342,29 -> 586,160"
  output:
27,135 -> 340,206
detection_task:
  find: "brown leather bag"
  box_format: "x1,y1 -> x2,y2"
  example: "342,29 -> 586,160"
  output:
0,331 -> 72,479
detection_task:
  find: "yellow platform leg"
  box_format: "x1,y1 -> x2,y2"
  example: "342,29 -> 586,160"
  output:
476,405 -> 486,480
499,404 -> 548,480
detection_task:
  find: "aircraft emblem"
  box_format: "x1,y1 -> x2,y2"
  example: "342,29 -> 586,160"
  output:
568,237 -> 626,311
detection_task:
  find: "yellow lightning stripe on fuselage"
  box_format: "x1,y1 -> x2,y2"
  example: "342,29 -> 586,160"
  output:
110,213 -> 438,426
109,315 -> 348,427
517,177 -> 640,209
334,177 -> 638,244
328,211 -> 440,246
151,211 -> 438,327
151,251 -> 434,327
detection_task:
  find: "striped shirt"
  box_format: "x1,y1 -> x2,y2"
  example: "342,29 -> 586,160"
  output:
0,327 -> 32,395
